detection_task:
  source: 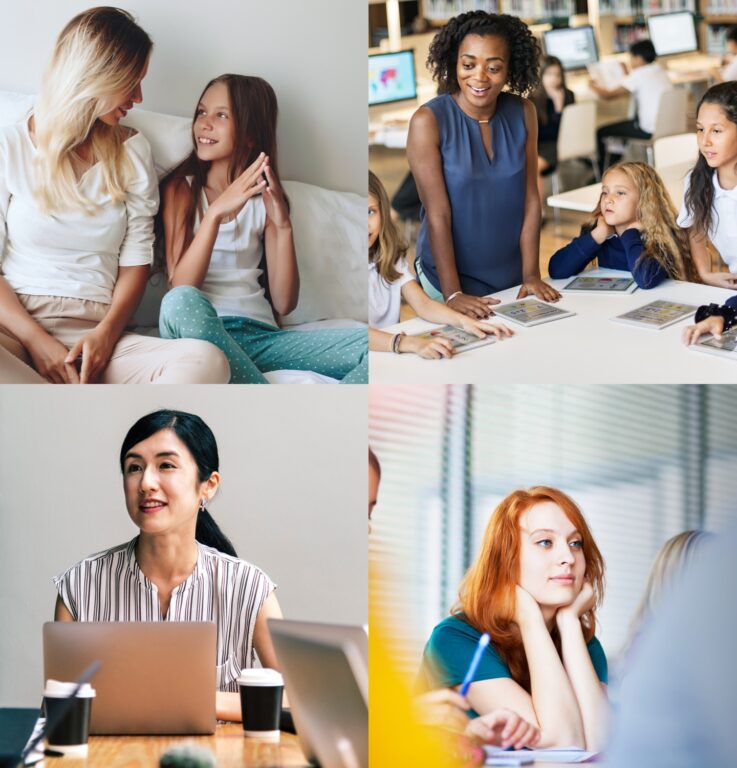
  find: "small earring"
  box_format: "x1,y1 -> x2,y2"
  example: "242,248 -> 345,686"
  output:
199,498 -> 207,513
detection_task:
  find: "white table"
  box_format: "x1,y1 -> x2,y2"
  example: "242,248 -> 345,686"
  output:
369,273 -> 737,384
547,161 -> 693,213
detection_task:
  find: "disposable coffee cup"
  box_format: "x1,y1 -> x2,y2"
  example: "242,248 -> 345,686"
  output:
237,668 -> 283,741
43,679 -> 95,757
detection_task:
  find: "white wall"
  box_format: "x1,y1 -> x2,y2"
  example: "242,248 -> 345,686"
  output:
0,385 -> 368,706
0,0 -> 366,193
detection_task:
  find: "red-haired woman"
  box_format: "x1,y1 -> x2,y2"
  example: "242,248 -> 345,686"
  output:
420,487 -> 608,750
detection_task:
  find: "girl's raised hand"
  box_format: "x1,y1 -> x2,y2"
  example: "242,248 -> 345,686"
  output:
590,215 -> 615,245
682,315 -> 725,346
558,581 -> 596,623
262,164 -> 291,229
209,153 -> 268,223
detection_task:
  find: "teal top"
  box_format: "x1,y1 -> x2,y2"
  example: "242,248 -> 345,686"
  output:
420,614 -> 608,697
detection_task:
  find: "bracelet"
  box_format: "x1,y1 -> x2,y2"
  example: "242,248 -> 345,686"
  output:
695,303 -> 737,331
392,332 -> 406,354
445,291 -> 462,305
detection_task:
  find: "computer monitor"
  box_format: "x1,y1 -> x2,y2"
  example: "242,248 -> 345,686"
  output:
543,26 -> 599,71
368,50 -> 417,106
647,12 -> 698,57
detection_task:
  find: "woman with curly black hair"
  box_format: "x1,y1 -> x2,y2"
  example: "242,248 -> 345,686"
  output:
408,11 -> 561,319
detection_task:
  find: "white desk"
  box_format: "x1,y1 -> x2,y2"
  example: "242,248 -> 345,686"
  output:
547,161 -> 693,212
369,274 -> 737,384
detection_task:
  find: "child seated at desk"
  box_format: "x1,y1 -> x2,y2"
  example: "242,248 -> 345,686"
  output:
548,162 -> 694,289
589,40 -> 673,173
368,171 -> 513,359
531,56 -> 575,209
712,26 -> 737,83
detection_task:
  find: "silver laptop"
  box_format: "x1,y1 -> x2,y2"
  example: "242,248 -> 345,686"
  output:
268,619 -> 367,768
43,622 -> 216,735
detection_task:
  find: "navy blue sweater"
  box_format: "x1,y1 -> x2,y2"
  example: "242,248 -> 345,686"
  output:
548,229 -> 668,289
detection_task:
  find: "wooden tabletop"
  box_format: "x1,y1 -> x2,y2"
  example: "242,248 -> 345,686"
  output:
50,727 -> 309,767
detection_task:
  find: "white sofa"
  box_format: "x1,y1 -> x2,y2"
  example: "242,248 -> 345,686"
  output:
0,91 -> 367,382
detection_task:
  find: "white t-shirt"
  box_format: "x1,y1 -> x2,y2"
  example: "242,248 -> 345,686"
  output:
0,120 -> 158,304
622,62 -> 673,135
722,57 -> 737,82
678,169 -> 737,272
195,188 -> 276,328
369,256 -> 415,328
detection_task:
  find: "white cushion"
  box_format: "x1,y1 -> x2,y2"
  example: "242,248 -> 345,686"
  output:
281,180 -> 367,325
120,109 -> 192,179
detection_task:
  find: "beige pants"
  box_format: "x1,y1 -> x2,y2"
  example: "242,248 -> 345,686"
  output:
0,295 -> 230,384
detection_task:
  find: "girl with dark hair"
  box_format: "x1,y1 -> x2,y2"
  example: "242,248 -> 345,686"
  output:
679,82 -> 737,344
408,11 -> 561,321
530,56 -> 575,208
156,74 -> 367,383
54,409 -> 281,722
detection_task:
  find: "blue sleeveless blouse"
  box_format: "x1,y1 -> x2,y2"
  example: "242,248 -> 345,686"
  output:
416,92 -> 527,296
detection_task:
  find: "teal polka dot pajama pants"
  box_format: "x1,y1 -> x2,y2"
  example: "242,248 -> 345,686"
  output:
159,286 -> 368,384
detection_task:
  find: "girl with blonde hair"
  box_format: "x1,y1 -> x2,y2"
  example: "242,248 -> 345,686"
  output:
369,171 -> 513,359
420,487 -> 609,750
624,530 -> 712,655
0,6 -> 229,383
549,161 -> 695,289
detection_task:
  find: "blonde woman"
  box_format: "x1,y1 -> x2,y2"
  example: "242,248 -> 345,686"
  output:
549,162 -> 696,289
0,7 -> 229,383
368,171 -> 513,359
623,530 -> 712,657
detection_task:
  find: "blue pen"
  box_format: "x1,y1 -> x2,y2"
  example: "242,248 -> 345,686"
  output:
459,632 -> 490,697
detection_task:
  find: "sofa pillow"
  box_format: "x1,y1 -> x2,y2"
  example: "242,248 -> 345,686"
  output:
120,109 -> 192,179
281,180 -> 367,326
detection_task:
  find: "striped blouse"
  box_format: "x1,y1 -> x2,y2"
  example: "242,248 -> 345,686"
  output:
53,537 -> 275,692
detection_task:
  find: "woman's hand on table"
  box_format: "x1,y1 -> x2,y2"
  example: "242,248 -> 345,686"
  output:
682,316 -> 725,346
446,292 -> 500,319
516,277 -> 561,302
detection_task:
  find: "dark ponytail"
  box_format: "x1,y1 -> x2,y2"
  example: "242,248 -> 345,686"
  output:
685,82 -> 737,242
120,409 -> 238,557
196,507 -> 237,558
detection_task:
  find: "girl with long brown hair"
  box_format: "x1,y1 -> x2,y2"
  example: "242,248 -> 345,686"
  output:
368,171 -> 513,359
157,74 -> 367,383
549,161 -> 695,289
420,487 -> 609,750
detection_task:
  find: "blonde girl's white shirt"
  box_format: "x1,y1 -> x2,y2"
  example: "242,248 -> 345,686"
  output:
193,185 -> 277,328
53,538 -> 276,693
0,120 -> 158,304
369,256 -> 415,328
678,169 -> 737,272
